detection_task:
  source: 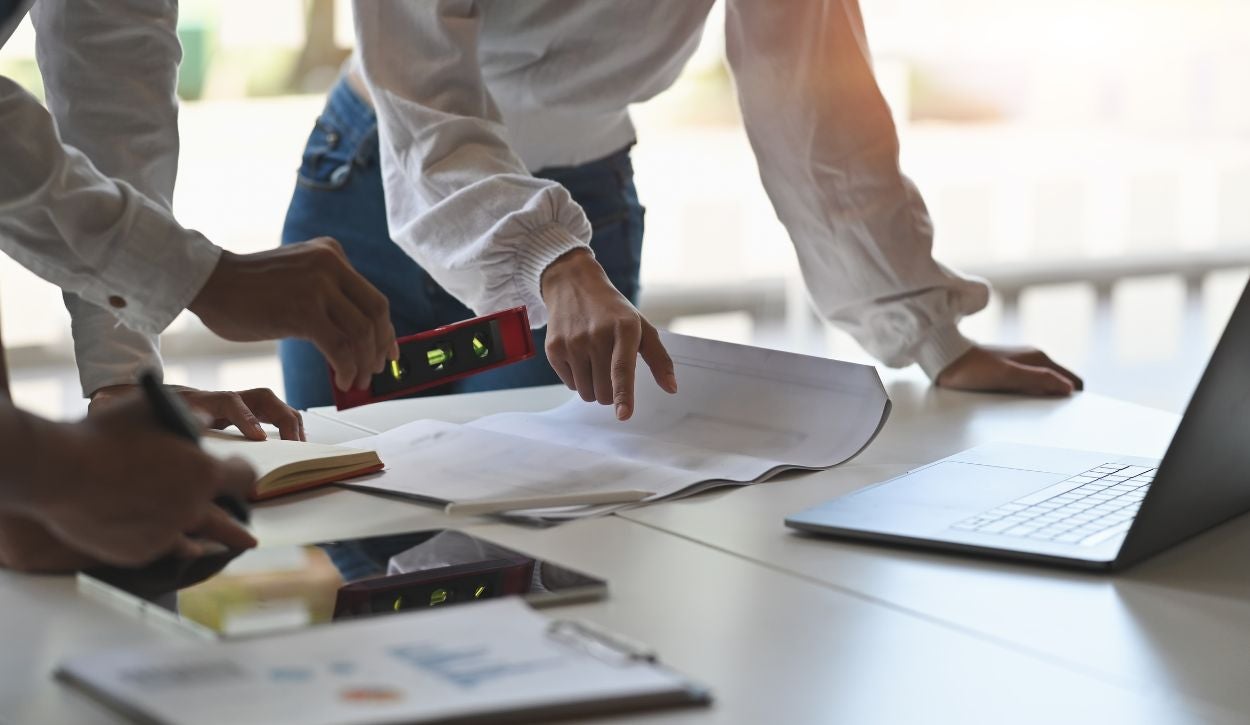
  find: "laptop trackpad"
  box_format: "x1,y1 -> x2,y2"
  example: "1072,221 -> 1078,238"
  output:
853,462 -> 1066,517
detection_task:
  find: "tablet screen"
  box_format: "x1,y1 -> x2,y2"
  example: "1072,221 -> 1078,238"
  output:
78,529 -> 606,639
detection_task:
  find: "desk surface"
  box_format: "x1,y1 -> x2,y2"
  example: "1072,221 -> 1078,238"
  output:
305,381 -> 1250,721
3,515 -> 1228,725
2,385 -> 1242,724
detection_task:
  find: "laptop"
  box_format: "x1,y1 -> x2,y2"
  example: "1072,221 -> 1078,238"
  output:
786,279 -> 1250,571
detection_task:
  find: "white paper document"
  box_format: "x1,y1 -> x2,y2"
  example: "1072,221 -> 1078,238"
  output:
342,332 -> 891,521
57,598 -> 707,725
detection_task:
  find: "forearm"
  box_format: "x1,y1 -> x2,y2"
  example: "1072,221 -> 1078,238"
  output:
354,1 -> 591,326
726,0 -> 988,375
0,76 -> 220,336
33,0 -> 182,206
0,403 -> 63,514
31,0 -> 194,391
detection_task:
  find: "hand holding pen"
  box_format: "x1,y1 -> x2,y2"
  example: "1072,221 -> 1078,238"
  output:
12,378 -> 258,569
139,372 -> 253,525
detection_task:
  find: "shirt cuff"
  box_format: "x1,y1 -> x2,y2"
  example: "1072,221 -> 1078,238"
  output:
512,223 -> 593,328
76,342 -> 163,398
64,291 -> 165,397
912,324 -> 977,380
80,207 -> 222,336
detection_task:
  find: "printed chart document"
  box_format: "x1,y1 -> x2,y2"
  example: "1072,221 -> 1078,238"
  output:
342,332 -> 891,521
57,598 -> 708,725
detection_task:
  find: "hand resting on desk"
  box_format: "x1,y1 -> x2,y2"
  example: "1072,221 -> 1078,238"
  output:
937,345 -> 1084,397
91,384 -> 305,441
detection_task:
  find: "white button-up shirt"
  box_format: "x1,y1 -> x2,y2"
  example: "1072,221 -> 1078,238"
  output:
353,0 -> 991,377
0,0 -> 220,396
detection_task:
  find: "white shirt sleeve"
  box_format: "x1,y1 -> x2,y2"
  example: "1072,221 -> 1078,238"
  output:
1,0 -> 222,396
725,0 -> 990,378
352,0 -> 592,329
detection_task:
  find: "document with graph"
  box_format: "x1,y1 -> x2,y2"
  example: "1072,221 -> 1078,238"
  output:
340,332 -> 891,521
56,598 -> 708,725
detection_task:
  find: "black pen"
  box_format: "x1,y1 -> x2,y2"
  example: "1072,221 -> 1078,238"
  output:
139,371 -> 251,525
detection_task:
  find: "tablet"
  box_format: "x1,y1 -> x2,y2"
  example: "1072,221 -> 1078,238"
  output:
78,529 -> 606,639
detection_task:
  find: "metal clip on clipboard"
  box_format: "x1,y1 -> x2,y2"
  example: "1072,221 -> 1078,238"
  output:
546,618 -> 658,665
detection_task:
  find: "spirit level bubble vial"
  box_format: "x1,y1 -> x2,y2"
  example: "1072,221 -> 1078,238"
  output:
330,306 -> 536,410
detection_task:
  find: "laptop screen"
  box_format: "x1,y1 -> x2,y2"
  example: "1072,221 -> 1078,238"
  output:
1119,279 -> 1250,565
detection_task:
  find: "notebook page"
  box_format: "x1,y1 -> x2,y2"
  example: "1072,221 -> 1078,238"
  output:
201,433 -> 380,493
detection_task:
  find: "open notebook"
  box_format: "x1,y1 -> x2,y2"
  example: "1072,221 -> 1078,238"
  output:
340,331 -> 891,522
57,597 -> 709,725
201,433 -> 383,502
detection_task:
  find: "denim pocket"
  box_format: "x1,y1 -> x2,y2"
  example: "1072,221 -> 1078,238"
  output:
296,114 -> 375,190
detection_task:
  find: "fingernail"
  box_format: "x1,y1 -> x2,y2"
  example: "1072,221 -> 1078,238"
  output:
664,374 -> 678,393
615,403 -> 630,421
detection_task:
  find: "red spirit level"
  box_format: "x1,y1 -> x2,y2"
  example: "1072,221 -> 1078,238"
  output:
330,306 -> 536,411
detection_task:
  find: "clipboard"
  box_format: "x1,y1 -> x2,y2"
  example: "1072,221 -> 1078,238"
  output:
55,598 -> 711,724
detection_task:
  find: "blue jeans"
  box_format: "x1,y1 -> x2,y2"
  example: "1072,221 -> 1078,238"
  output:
279,80 -> 645,410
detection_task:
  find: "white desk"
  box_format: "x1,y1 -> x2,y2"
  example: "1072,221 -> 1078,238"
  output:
4,517 -> 1226,725
615,383 -> 1250,716
0,389 -> 1238,724
306,382 -> 1250,721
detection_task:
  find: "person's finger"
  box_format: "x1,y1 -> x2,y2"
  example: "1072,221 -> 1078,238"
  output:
569,354 -> 597,403
321,234 -> 395,372
1012,351 -> 1084,391
590,334 -> 615,407
999,362 -> 1075,397
338,265 -> 396,375
192,506 -> 258,552
299,243 -> 366,390
314,302 -> 360,391
327,295 -> 378,392
546,345 -> 577,390
638,322 -> 677,394
171,536 -> 205,560
186,392 -> 266,440
314,235 -> 348,260
296,410 -> 307,442
240,388 -> 302,441
610,321 -> 642,420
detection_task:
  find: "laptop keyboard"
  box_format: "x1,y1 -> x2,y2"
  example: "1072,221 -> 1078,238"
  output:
952,463 -> 1155,546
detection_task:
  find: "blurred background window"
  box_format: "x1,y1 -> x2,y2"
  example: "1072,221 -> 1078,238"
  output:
2,0 -> 1246,417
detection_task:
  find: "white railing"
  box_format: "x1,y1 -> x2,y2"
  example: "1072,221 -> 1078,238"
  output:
4,249 -> 1248,420
7,250 -> 1250,372
642,249 -> 1250,338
